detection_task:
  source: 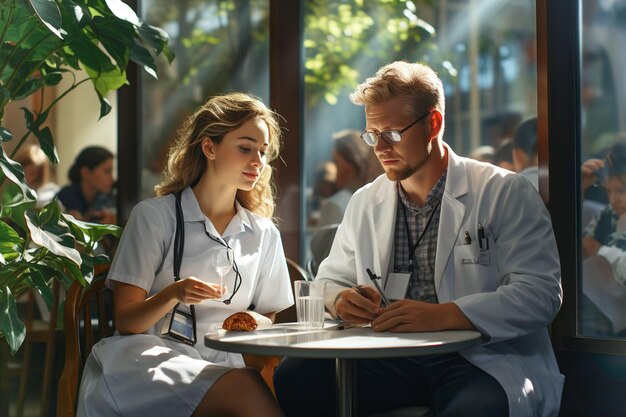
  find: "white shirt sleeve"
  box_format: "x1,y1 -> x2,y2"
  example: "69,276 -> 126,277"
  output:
597,245 -> 626,285
249,223 -> 294,314
107,200 -> 169,293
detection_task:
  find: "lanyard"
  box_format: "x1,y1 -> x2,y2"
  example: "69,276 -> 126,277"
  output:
402,198 -> 441,266
174,191 -> 242,305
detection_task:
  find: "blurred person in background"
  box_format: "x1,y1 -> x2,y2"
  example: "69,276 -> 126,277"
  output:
57,146 -> 117,224
318,129 -> 381,226
493,139 -> 515,171
469,145 -> 495,164
581,142 -> 626,337
14,142 -> 60,209
512,117 -> 539,190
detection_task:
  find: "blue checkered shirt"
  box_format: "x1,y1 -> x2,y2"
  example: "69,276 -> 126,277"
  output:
393,172 -> 447,302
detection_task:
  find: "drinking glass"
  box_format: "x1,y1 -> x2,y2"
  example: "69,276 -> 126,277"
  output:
210,245 -> 234,301
295,280 -> 326,329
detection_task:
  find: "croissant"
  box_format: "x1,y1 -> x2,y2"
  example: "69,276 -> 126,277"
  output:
222,311 -> 272,331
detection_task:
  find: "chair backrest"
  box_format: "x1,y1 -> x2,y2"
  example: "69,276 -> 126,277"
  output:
307,223 -> 340,277
57,265 -> 114,417
275,257 -> 310,323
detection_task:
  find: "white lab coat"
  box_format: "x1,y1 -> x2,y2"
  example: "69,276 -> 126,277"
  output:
317,145 -> 564,417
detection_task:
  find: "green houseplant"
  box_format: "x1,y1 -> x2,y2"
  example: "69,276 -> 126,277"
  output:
0,0 -> 173,355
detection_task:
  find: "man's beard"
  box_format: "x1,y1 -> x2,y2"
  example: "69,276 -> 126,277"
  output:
385,139 -> 432,181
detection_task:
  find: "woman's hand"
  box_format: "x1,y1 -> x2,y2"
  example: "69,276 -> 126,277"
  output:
172,277 -> 225,304
114,277 -> 225,335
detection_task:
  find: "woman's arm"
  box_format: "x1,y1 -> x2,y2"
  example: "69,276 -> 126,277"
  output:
113,278 -> 225,334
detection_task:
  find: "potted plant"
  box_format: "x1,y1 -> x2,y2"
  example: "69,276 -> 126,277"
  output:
0,0 -> 173,356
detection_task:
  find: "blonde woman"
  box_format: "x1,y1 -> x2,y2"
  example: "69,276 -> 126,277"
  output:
78,93 -> 292,417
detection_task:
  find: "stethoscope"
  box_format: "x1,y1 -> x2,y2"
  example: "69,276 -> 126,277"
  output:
174,191 -> 242,305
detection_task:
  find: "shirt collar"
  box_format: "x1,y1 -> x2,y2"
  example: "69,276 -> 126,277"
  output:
398,170 -> 447,213
180,186 -> 253,237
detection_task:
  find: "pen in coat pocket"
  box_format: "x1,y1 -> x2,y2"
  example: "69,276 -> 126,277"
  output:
478,223 -> 489,250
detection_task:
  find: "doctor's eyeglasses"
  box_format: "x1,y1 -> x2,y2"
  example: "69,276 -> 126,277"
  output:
360,111 -> 431,147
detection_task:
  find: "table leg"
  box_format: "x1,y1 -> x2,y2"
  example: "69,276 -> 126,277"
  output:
336,357 -> 356,417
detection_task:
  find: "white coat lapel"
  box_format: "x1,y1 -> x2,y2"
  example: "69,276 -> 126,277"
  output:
435,147 -> 469,293
372,180 -> 397,280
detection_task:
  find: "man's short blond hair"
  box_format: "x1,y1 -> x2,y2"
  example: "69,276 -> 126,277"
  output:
350,61 -> 446,119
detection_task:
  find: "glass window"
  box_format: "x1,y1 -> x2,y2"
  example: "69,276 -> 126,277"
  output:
579,0 -> 626,339
302,0 -> 537,271
139,0 -> 270,200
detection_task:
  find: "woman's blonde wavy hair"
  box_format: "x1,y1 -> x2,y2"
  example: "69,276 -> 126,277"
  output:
155,93 -> 282,218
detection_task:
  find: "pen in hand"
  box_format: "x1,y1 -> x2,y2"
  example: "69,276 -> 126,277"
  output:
365,268 -> 391,307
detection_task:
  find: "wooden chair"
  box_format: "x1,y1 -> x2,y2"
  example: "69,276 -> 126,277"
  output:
8,281 -> 60,417
57,266 -> 114,417
306,223 -> 340,277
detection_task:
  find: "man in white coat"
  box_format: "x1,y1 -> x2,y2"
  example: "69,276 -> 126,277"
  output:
274,61 -> 564,417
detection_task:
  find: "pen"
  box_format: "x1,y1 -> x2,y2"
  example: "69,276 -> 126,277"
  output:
365,268 -> 391,307
464,231 -> 472,245
478,223 -> 489,250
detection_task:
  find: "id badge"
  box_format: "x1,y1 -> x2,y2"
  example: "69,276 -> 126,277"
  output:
385,273 -> 411,300
161,304 -> 196,346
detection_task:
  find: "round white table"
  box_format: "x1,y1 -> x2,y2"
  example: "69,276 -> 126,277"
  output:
205,324 -> 481,417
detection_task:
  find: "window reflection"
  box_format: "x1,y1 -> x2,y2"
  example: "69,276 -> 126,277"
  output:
579,0 -> 626,339
303,0 -> 537,269
139,0 -> 270,199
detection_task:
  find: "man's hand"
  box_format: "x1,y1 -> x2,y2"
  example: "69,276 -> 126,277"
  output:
335,285 -> 381,325
371,300 -> 474,332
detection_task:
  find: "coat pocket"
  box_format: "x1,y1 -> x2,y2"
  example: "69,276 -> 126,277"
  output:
453,244 -> 500,293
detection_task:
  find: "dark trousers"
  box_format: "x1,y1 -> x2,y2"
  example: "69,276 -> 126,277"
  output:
273,352 -> 509,417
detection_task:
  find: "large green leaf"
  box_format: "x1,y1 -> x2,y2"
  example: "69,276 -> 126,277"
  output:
42,70 -> 63,86
104,0 -> 140,25
20,106 -> 41,130
91,14 -> 134,68
60,255 -> 87,286
96,90 -> 112,119
4,6 -> 61,62
1,185 -> 34,233
33,126 -> 59,164
137,23 -> 174,63
13,77 -> 45,100
23,263 -> 56,308
83,65 -> 127,98
64,213 -> 122,248
0,286 -> 26,355
20,107 -> 59,164
129,39 -> 157,79
0,220 -> 24,264
0,147 -> 36,201
24,209 -> 82,266
29,0 -> 64,39
23,267 -> 54,309
68,32 -> 116,74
